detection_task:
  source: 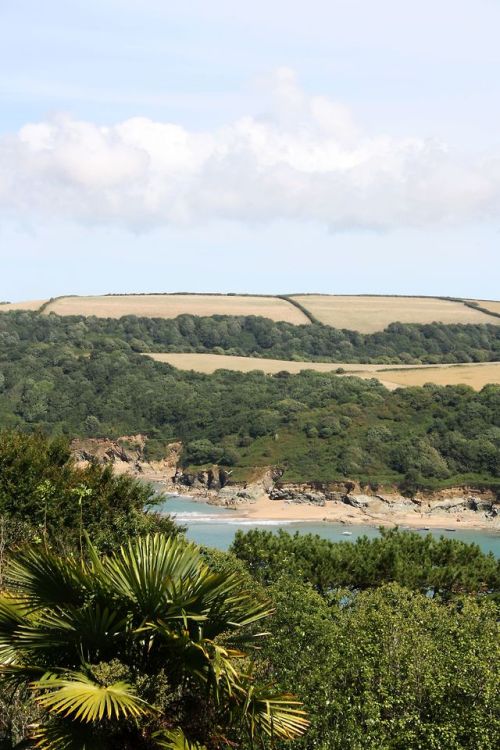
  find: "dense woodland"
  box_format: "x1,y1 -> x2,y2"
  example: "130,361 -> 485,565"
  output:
0,434 -> 498,749
229,529 -> 499,749
0,312 -> 500,488
2,310 -> 500,363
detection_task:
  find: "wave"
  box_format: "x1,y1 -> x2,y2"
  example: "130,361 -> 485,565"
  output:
226,519 -> 295,526
171,513 -> 227,523
172,512 -> 295,526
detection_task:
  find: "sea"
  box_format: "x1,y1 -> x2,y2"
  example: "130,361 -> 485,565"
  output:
156,493 -> 500,557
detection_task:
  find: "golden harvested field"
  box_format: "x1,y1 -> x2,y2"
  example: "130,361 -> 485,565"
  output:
147,353 -> 500,391
0,299 -> 47,312
291,295 -> 499,332
471,299 -> 500,316
147,352 -> 374,375
373,363 -> 500,391
43,295 -> 309,323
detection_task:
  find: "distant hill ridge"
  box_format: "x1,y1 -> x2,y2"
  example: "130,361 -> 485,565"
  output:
1,292 -> 500,332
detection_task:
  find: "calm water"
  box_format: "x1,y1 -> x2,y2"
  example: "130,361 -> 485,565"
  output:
156,494 -> 500,557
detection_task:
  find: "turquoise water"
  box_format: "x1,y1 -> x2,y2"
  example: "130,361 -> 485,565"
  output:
157,494 -> 500,556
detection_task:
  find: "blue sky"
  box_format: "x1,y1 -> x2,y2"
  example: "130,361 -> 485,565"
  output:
1,0 -> 499,300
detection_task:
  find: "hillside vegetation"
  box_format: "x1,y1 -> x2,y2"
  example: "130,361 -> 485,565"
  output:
2,310 -> 500,365
0,312 -> 500,489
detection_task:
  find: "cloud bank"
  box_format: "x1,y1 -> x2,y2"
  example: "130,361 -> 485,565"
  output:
1,69 -> 499,231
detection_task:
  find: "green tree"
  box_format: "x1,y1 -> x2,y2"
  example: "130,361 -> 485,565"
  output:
0,432 -> 179,553
231,528 -> 500,598
0,534 -> 308,749
258,578 -> 500,750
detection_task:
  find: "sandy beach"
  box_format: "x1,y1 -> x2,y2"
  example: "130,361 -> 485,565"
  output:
159,486 -> 500,532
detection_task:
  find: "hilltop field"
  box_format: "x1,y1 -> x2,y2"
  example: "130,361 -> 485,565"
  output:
2,293 -> 500,389
41,293 -> 310,324
2,292 -> 500,332
292,294 -> 498,332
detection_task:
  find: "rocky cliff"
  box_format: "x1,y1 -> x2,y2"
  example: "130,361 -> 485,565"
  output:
71,437 -> 499,524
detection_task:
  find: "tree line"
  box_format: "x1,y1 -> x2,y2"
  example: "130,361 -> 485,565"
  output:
2,310 -> 500,363
1,313 -> 500,487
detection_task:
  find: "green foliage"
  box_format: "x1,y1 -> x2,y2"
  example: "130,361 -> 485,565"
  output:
0,432 -> 179,554
3,309 -> 500,364
184,439 -> 224,464
231,527 -> 500,598
1,312 -> 500,487
0,534 -> 308,749
258,578 -> 500,749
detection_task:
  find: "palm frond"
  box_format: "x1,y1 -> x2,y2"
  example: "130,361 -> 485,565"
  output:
0,595 -> 31,663
236,686 -> 309,741
31,672 -> 152,723
153,727 -> 207,750
96,534 -> 272,640
7,549 -> 88,609
97,535 -> 209,616
16,604 -> 128,664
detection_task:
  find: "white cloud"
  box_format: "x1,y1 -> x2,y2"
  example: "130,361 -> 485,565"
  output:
1,69 -> 499,231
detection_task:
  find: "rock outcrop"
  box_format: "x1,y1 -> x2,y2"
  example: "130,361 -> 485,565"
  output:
71,436 -> 499,524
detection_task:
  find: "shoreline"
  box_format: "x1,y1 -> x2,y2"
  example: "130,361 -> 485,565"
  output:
156,484 -> 500,534
73,437 -> 500,534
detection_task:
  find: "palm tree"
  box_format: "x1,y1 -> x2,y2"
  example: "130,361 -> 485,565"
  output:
0,534 -> 308,749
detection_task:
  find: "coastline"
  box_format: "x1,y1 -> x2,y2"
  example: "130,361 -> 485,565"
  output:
154,482 -> 500,533
237,494 -> 499,531
71,439 -> 499,534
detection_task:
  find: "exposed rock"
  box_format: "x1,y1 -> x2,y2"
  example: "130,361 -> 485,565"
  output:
269,487 -> 326,505
342,494 -> 372,509
70,437 -> 499,525
428,497 -> 497,516
469,497 -> 497,514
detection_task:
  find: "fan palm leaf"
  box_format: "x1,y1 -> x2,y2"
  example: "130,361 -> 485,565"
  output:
93,535 -> 272,632
237,687 -> 310,741
153,727 -> 207,750
31,672 -> 152,723
16,604 -> 128,658
7,549 -> 88,609
0,594 -> 30,662
2,534 -> 308,747
31,720 -> 109,750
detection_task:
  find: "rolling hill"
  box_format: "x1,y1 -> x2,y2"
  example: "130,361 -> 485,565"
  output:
2,293 -> 500,332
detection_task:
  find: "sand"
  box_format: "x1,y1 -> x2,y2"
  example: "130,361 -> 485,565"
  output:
236,494 -> 496,530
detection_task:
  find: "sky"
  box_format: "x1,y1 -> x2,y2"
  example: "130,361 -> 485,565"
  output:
1,0 -> 499,301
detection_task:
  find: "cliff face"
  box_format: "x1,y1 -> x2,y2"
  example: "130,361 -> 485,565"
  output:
72,435 -> 147,469
71,436 -> 499,521
71,435 -> 182,480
